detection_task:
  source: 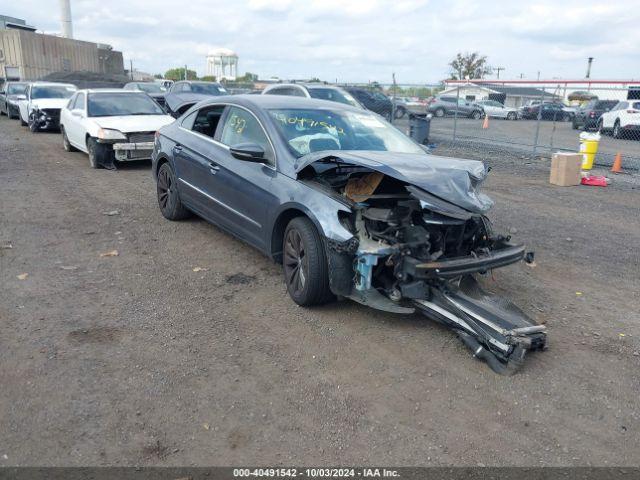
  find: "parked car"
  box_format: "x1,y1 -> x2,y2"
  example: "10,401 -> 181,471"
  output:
474,100 -> 519,120
343,87 -> 394,120
151,94 -> 546,374
123,82 -> 168,109
17,82 -> 77,131
163,81 -> 229,118
520,102 -> 571,121
572,100 -> 618,130
59,89 -> 174,169
262,83 -> 362,109
599,100 -> 640,139
0,81 -> 29,119
427,96 -> 483,119
391,97 -> 425,119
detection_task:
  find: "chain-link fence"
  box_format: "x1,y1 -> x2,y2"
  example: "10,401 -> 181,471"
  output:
390,85 -> 640,171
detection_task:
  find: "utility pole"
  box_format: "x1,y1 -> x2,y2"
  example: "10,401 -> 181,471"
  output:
494,67 -> 505,79
129,59 -> 133,80
586,57 -> 594,78
537,71 -> 541,81
184,64 -> 188,80
520,73 -> 524,79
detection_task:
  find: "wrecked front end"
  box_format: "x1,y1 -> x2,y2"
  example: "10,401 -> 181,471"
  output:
300,152 -> 546,375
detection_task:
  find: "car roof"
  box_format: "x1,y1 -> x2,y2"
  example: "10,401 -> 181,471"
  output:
78,88 -> 142,94
177,80 -> 223,86
198,93 -> 363,112
30,82 -> 76,88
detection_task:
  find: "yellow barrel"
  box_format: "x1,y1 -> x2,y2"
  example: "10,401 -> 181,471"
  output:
579,132 -> 600,170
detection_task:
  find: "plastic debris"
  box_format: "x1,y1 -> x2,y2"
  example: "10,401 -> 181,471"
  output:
576,292 -> 583,296
203,423 -> 210,430
581,175 -> 609,187
99,250 -> 119,257
17,273 -> 29,280
103,210 -> 120,216
192,267 -> 207,272
60,266 -> 78,270
0,243 -> 12,249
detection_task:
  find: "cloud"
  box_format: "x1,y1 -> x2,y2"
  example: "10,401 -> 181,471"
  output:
4,0 -> 640,82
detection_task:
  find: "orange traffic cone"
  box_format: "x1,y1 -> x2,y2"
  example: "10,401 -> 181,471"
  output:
611,152 -> 623,173
482,115 -> 489,129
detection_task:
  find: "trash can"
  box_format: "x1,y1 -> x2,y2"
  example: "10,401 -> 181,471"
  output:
579,131 -> 600,170
408,113 -> 431,145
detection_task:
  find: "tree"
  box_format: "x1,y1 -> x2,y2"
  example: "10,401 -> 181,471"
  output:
236,72 -> 258,82
164,67 -> 198,81
449,52 -> 492,80
199,75 -> 217,82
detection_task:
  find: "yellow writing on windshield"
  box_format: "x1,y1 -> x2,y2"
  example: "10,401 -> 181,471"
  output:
272,113 -> 345,135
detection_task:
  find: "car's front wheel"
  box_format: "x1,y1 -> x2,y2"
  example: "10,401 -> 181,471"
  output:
507,112 -> 517,120
283,217 -> 333,307
434,108 -> 445,118
156,162 -> 190,220
394,106 -> 406,119
470,110 -> 482,120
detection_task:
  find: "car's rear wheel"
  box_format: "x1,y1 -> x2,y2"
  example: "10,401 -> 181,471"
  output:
434,108 -> 445,118
283,217 -> 333,306
507,112 -> 517,120
470,110 -> 482,120
156,162 -> 190,220
61,127 -> 77,152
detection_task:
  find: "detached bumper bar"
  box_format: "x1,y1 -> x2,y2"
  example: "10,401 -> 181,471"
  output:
409,243 -> 525,279
112,142 -> 154,161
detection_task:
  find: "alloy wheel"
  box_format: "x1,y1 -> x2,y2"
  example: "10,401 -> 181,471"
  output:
157,166 -> 173,212
284,228 -> 307,296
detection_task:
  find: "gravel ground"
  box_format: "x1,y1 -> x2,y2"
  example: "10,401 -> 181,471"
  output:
1,115 -> 640,467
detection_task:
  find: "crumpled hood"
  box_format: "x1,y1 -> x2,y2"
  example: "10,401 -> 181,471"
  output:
295,150 -> 494,214
94,115 -> 175,133
30,98 -> 70,110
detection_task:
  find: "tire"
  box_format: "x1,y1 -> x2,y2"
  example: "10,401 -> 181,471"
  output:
434,108 -> 445,118
283,217 -> 333,307
394,107 -> 406,120
86,137 -> 115,169
28,113 -> 39,133
470,110 -> 481,120
507,112 -> 517,121
613,121 -> 623,139
61,127 -> 77,152
156,162 -> 190,220
8,106 -> 17,120
597,119 -> 604,133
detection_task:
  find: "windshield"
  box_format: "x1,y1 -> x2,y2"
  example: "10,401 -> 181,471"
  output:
87,93 -> 165,117
268,108 -> 424,158
136,83 -> 164,93
7,84 -> 27,95
31,85 -> 76,99
191,83 -> 228,95
308,88 -> 360,107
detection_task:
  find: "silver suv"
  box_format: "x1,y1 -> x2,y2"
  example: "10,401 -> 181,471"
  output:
427,96 -> 483,119
262,83 -> 362,108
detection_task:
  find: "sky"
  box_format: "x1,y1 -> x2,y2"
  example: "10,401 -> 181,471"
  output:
5,0 -> 640,83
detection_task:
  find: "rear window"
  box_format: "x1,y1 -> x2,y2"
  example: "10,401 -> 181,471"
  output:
595,101 -> 617,110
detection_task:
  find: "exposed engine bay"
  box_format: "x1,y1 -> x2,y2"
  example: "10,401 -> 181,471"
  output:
300,157 -> 547,375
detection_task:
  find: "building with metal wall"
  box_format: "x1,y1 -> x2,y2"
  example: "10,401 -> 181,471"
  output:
0,26 -> 124,83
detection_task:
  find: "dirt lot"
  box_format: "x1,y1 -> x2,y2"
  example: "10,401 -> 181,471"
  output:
1,115 -> 640,467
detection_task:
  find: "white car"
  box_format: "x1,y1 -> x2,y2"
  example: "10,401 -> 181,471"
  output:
475,100 -> 519,120
598,100 -> 640,139
18,82 -> 77,131
60,89 -> 175,169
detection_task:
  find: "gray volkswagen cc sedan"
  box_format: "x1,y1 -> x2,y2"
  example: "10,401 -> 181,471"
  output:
152,95 -> 546,374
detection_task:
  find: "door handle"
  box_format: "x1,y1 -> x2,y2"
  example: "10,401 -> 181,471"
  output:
209,162 -> 220,175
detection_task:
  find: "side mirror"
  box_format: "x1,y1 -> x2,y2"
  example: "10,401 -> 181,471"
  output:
229,143 -> 266,162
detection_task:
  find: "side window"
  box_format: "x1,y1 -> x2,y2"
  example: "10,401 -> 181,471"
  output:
75,93 -> 85,110
265,87 -> 287,96
289,87 -> 306,97
220,106 -> 274,166
191,105 -> 226,138
180,110 -> 197,130
619,102 -> 628,110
